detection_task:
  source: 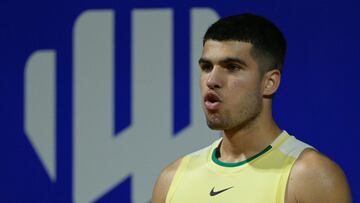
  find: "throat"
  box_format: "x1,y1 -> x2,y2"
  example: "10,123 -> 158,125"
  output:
220,125 -> 282,161
213,141 -> 272,167
215,140 -> 251,163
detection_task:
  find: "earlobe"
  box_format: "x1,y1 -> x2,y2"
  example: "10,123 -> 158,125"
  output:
263,69 -> 281,97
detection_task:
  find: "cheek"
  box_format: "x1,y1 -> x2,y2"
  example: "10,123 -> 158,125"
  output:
229,75 -> 260,92
199,75 -> 207,89
229,79 -> 244,90
226,80 -> 243,106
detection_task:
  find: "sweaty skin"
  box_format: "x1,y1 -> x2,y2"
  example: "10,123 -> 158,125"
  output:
152,40 -> 352,203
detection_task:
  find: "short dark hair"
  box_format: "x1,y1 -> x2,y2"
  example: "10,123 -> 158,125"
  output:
203,13 -> 287,73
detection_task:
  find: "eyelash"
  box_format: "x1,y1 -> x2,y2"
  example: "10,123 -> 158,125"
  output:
200,64 -> 213,72
199,63 -> 241,73
225,64 -> 241,72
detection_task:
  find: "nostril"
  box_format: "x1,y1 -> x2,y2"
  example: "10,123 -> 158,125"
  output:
206,75 -> 221,89
207,83 -> 220,89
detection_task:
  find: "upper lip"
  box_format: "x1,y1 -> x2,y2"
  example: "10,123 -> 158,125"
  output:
204,91 -> 222,103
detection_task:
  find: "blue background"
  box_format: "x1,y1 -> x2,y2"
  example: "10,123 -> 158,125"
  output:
1,0 -> 359,202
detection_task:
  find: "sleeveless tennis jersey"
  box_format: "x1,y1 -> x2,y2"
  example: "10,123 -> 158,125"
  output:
166,131 -> 313,203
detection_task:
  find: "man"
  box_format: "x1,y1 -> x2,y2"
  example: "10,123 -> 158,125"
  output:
152,13 -> 352,203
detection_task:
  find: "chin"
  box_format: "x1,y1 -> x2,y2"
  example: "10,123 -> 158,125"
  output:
206,120 -> 227,130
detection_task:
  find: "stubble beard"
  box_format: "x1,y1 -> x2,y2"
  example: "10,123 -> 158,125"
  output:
205,91 -> 263,132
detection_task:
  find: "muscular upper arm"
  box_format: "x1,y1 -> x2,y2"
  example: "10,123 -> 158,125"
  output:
286,149 -> 352,203
152,158 -> 183,203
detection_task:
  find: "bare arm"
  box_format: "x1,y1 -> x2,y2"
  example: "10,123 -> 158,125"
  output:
152,158 -> 183,203
286,149 -> 352,203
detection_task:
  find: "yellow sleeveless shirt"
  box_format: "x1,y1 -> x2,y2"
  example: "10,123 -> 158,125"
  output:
166,131 -> 313,203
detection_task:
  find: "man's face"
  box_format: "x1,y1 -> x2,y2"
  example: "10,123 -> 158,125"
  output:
199,40 -> 264,131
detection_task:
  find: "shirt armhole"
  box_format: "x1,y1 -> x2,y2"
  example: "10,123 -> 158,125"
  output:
276,157 -> 297,203
275,135 -> 315,203
165,156 -> 191,203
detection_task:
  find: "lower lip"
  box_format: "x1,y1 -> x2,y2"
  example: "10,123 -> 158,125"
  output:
205,101 -> 221,110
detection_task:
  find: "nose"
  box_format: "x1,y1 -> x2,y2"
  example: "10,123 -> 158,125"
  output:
206,67 -> 223,90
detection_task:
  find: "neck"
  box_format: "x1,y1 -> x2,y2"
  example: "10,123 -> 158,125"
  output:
219,106 -> 281,163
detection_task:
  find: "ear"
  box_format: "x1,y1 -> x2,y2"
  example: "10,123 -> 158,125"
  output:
262,69 -> 281,97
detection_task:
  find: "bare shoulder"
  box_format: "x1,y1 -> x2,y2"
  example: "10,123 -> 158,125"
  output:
152,157 -> 184,203
286,148 -> 352,203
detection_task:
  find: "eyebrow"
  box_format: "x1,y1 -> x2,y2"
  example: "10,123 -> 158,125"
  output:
198,57 -> 248,67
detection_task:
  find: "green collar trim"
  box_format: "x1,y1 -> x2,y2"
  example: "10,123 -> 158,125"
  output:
211,145 -> 272,167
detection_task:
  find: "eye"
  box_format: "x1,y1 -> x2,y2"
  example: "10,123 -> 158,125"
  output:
200,63 -> 213,73
225,63 -> 241,72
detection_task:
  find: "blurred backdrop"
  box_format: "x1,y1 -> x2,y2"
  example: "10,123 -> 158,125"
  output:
0,0 -> 359,202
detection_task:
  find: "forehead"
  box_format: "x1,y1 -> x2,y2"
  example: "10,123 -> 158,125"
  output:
201,40 -> 256,65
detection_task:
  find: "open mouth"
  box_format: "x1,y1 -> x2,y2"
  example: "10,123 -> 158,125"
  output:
204,92 -> 221,110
